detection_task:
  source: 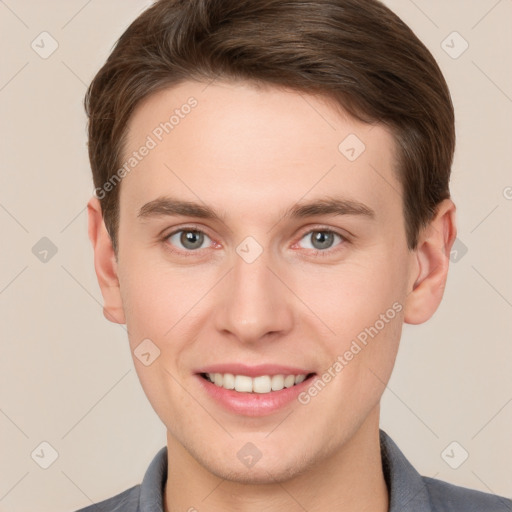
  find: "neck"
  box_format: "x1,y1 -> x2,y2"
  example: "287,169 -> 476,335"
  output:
164,407 -> 388,512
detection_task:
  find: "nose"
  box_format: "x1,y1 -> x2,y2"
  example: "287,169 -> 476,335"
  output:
212,244 -> 294,345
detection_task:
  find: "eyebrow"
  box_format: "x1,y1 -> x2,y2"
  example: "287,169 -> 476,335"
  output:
137,196 -> 375,222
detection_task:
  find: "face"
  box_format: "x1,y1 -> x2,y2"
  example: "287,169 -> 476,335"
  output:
111,80 -> 419,482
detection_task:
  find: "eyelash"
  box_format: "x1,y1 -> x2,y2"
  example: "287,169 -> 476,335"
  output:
161,225 -> 347,257
292,228 -> 346,258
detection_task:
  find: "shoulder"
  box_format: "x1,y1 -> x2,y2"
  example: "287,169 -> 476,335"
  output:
423,476 -> 512,512
70,445 -> 167,512
71,484 -> 141,512
379,430 -> 511,512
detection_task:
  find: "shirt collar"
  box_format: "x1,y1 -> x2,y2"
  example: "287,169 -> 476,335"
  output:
138,429 -> 432,512
379,429 -> 432,511
139,445 -> 167,512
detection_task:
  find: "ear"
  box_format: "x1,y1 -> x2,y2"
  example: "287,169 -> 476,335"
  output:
404,198 -> 457,325
87,197 -> 126,324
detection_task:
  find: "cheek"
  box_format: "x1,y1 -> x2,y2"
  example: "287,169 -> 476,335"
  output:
293,252 -> 406,393
292,251 -> 406,333
117,259 -> 200,420
118,252 -> 212,340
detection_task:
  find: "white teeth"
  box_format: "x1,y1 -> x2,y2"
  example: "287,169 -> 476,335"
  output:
234,375 -> 253,392
206,373 -> 309,394
222,373 -> 235,390
253,375 -> 271,393
284,375 -> 295,388
271,374 -> 284,391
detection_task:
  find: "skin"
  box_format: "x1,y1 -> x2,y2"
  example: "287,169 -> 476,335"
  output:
88,80 -> 456,512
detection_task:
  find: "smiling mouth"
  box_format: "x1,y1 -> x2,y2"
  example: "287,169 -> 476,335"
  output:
200,372 -> 316,394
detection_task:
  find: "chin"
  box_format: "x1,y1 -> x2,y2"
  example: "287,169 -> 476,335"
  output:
212,462 -> 304,485
196,444 -> 317,486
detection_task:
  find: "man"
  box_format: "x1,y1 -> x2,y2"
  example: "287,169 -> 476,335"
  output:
76,0 -> 511,510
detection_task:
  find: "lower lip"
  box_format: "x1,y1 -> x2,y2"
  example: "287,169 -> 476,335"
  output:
195,374 -> 316,417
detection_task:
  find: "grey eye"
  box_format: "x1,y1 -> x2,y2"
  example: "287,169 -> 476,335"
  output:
168,230 -> 210,250
298,230 -> 342,251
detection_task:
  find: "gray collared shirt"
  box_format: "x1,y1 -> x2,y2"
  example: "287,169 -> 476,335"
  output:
73,430 -> 511,511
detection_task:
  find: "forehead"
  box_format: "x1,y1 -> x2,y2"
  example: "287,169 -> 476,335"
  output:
120,80 -> 400,223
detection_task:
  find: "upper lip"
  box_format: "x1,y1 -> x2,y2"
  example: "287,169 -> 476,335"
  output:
195,363 -> 314,377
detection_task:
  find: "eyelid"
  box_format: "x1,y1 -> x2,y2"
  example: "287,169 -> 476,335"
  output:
161,223 -> 213,240
161,224 -> 218,253
296,224 -> 349,240
292,225 -> 348,253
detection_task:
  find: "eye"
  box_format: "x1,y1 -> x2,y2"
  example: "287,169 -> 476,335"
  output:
297,229 -> 345,252
166,229 -> 212,251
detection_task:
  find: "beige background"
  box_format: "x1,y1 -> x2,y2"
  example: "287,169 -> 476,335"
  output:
1,1 -> 511,511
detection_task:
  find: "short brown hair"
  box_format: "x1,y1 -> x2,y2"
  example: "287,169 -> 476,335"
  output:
85,0 -> 455,252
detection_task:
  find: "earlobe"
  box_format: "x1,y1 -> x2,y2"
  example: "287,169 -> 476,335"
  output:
404,199 -> 457,325
87,197 -> 126,325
